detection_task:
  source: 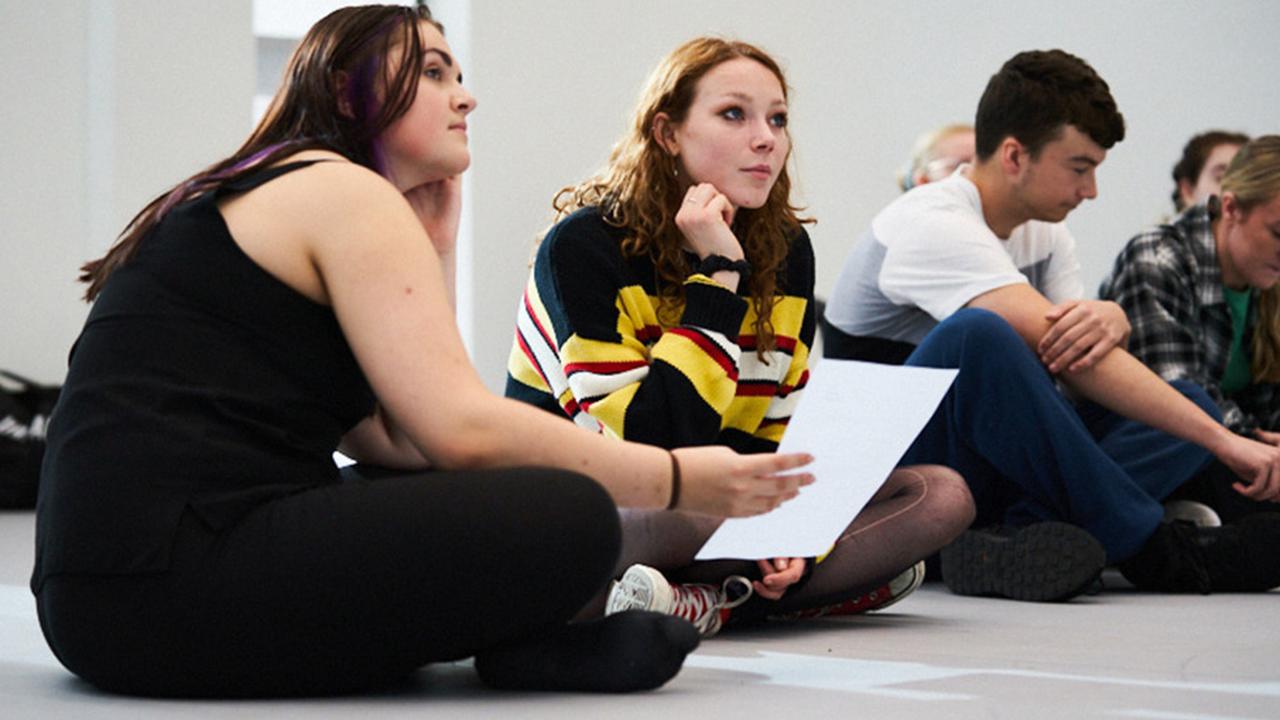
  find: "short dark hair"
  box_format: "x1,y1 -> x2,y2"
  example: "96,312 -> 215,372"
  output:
1171,130 -> 1250,211
974,49 -> 1125,161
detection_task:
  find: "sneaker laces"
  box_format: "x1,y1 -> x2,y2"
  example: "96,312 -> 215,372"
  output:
670,575 -> 753,636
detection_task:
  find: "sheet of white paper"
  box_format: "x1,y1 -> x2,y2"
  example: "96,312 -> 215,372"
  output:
695,359 -> 957,560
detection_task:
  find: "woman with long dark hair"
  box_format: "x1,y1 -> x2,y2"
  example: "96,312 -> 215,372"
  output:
33,5 -> 814,697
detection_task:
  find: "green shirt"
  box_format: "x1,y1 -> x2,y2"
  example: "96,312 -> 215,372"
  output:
1220,285 -> 1254,396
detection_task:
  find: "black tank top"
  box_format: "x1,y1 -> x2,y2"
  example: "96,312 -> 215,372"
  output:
33,161 -> 375,590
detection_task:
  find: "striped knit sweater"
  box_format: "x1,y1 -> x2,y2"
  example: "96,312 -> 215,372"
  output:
505,206 -> 814,453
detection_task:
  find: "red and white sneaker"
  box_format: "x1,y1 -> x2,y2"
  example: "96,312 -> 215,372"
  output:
772,560 -> 926,620
605,564 -> 753,637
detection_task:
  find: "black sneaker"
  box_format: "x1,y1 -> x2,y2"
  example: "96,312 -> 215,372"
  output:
1119,514 -> 1280,593
940,522 -> 1106,602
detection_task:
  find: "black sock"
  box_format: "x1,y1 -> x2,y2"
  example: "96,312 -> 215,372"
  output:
474,610 -> 700,693
1119,521 -> 1210,593
1120,515 -> 1280,593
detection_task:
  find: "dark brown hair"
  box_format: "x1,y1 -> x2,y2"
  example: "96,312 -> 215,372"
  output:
1171,130 -> 1250,211
974,49 -> 1125,161
80,4 -> 440,301
552,37 -> 811,357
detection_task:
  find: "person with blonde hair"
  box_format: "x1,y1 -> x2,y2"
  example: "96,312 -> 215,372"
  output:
32,5 -> 817,698
506,36 -> 974,636
898,123 -> 976,192
1102,135 -> 1280,523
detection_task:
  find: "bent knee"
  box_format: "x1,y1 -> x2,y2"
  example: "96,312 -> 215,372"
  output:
938,308 -> 1020,345
912,308 -> 1025,367
526,467 -> 622,560
901,463 -> 976,533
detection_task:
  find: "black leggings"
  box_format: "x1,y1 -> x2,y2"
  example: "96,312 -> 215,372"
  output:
36,466 -> 620,697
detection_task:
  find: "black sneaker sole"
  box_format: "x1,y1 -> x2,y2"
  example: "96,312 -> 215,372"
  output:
940,522 -> 1106,602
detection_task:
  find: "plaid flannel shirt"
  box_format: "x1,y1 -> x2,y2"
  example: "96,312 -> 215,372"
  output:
1099,201 -> 1280,434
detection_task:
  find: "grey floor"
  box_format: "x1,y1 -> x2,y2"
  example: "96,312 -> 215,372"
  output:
2,509 -> 1277,719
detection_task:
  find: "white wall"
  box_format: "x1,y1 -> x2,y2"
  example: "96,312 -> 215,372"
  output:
1,0 -> 253,383
2,3 -> 90,384
4,0 -> 1277,390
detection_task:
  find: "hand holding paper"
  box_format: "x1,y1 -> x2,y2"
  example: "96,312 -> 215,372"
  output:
695,359 -> 956,560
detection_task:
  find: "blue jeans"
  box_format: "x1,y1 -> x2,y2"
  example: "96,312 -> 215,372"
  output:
900,309 -> 1218,562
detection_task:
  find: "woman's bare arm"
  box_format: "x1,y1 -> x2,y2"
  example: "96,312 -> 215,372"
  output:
233,158 -> 812,514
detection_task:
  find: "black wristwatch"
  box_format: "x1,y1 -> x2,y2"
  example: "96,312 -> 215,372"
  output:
695,254 -> 752,281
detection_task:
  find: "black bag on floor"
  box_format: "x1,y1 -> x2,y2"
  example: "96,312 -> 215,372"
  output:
0,370 -> 60,508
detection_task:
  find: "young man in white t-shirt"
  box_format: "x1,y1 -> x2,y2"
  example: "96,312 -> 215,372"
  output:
826,50 -> 1280,600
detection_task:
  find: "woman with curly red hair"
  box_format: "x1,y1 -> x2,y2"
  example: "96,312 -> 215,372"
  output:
507,36 -> 973,635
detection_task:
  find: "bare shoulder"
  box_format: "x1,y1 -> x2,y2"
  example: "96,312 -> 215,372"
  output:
228,150 -> 422,250
258,151 -> 410,222
217,151 -> 418,304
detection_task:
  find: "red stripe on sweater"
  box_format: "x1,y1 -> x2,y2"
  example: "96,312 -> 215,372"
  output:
564,359 -> 649,376
738,334 -> 798,352
635,325 -> 663,343
523,293 -> 558,350
516,331 -> 550,386
666,327 -> 738,380
736,382 -> 779,397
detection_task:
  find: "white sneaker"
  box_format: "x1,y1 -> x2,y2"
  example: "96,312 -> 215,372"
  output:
1163,500 -> 1222,528
605,564 -> 752,637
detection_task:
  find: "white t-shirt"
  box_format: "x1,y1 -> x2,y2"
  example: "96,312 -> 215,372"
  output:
827,170 -> 1083,345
